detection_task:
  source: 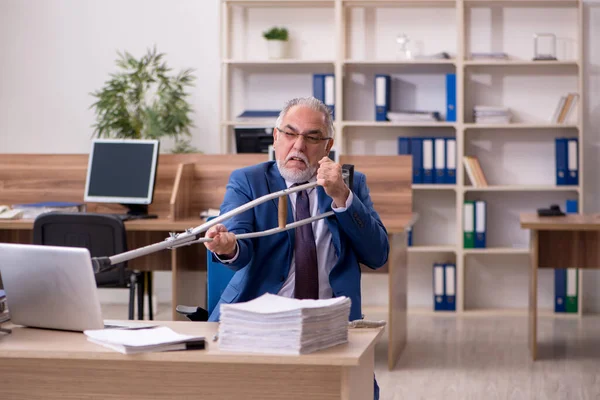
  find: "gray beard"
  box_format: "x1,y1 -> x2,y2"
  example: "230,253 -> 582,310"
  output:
276,159 -> 317,184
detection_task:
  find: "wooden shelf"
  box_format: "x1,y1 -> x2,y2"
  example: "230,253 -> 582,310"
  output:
464,185 -> 580,192
344,0 -> 456,7
463,247 -> 529,255
464,60 -> 579,67
344,59 -> 456,66
464,123 -> 579,130
222,121 -> 276,127
462,309 -> 581,318
343,121 -> 456,128
224,0 -> 335,7
221,0 -> 586,317
408,245 -> 457,253
223,59 -> 335,66
412,184 -> 456,190
403,308 -> 582,317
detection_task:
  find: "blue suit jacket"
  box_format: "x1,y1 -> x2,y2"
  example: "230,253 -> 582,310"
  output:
208,161 -> 389,322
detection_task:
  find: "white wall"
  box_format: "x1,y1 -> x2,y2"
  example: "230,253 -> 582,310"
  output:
1,0 -> 599,312
0,0 -> 221,154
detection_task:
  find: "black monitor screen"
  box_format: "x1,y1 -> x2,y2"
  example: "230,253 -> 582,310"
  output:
235,127 -> 274,153
84,139 -> 159,205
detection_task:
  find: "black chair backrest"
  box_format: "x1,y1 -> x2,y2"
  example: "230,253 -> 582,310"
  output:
32,212 -> 129,287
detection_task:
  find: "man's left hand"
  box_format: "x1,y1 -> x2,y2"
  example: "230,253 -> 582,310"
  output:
317,157 -> 350,207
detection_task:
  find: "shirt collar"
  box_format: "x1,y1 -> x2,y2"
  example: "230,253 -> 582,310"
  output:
285,175 -> 317,195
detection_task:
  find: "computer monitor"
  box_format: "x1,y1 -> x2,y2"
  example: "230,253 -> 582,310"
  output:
235,126 -> 274,154
84,139 -> 160,219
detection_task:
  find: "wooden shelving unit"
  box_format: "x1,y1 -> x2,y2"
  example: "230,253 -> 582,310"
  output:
219,0 -> 585,316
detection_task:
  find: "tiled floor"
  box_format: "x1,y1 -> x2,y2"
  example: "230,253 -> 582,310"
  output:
102,304 -> 600,400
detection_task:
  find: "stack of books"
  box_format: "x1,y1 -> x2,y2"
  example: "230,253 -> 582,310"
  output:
463,156 -> 488,187
218,293 -> 351,355
473,105 -> 511,124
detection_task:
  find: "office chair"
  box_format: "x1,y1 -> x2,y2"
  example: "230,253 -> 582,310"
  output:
176,248 -> 235,322
32,212 -> 152,320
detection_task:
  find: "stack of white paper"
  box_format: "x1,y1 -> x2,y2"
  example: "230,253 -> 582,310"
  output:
473,105 -> 512,124
84,326 -> 205,354
218,293 -> 351,355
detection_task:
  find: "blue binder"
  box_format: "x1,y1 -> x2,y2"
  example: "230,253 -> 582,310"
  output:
555,199 -> 578,312
445,137 -> 456,184
474,200 -> 486,248
446,74 -> 456,122
555,269 -> 567,312
411,138 -> 423,184
444,263 -> 456,311
567,138 -> 578,185
566,199 -> 578,213
433,263 -> 445,311
407,226 -> 413,246
555,138 -> 568,185
374,74 -> 391,121
397,137 -> 411,155
313,74 -> 335,119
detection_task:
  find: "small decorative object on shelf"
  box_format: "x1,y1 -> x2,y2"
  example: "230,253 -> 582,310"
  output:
533,33 -> 557,61
263,26 -> 289,59
396,33 -> 413,60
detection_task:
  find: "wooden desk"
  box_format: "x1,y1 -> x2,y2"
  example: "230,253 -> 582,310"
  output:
0,153 -> 412,370
0,216 -> 210,322
520,213 -> 599,360
0,321 -> 383,400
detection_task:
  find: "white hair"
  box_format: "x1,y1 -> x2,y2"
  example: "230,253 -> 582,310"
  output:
275,97 -> 334,139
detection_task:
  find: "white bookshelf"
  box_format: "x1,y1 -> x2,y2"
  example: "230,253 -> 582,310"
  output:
219,0 -> 585,316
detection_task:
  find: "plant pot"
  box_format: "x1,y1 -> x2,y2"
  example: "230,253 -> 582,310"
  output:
266,40 -> 288,59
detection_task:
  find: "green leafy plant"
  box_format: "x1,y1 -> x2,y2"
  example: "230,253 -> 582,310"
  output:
90,46 -> 198,153
263,27 -> 288,41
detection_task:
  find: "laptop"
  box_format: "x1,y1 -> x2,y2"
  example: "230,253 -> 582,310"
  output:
0,242 -> 154,332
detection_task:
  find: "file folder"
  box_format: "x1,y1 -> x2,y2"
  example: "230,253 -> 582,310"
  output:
555,199 -> 577,313
463,201 -> 475,248
397,137 -> 411,155
375,74 -> 391,121
411,138 -> 423,184
422,138 -> 434,184
444,263 -> 456,311
567,138 -> 578,185
434,138 -> 446,184
446,74 -> 457,122
474,200 -> 486,248
313,74 -> 335,120
554,269 -> 567,312
555,138 -> 567,185
565,199 -> 578,214
446,138 -> 456,184
433,263 -> 445,311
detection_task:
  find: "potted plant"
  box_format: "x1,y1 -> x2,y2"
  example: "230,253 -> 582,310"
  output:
90,46 -> 198,153
263,27 -> 289,59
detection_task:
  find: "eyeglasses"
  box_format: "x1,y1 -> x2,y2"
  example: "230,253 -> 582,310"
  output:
276,127 -> 332,145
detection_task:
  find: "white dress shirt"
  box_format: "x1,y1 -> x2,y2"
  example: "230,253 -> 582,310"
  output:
215,176 -> 354,300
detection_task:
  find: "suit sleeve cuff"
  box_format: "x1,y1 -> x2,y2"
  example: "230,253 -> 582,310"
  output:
213,242 -> 239,264
332,190 -> 354,213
